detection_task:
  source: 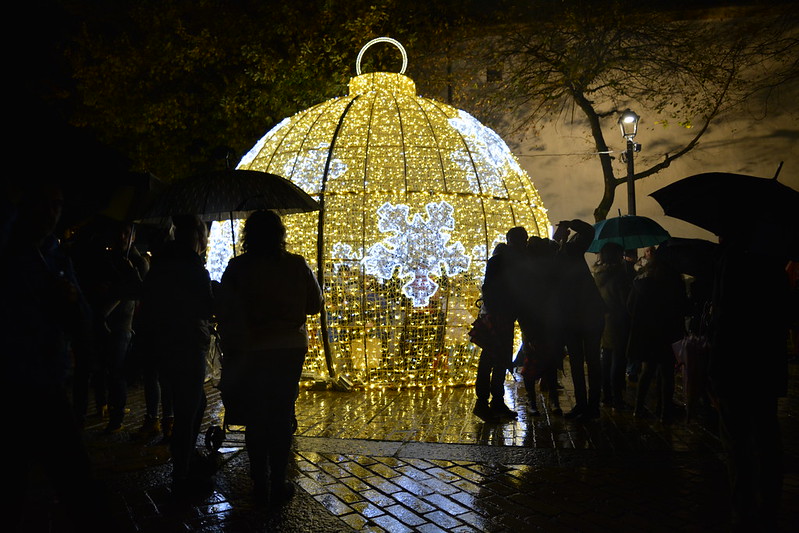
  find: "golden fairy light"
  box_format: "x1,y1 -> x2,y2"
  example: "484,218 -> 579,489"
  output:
208,37 -> 550,387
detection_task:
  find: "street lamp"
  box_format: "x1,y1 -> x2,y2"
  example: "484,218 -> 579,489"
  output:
618,109 -> 641,215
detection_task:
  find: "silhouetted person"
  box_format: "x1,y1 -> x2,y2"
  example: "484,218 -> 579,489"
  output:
131,227 -> 175,442
136,214 -> 214,496
95,220 -> 146,432
593,242 -> 633,410
473,226 -> 528,422
1,179 -> 112,531
627,249 -> 687,422
709,227 -> 791,532
553,219 -> 606,420
216,210 -> 323,504
519,236 -> 563,416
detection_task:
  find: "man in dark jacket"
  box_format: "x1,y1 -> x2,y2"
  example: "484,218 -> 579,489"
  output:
709,230 -> 791,532
136,215 -> 215,496
473,226 -> 528,422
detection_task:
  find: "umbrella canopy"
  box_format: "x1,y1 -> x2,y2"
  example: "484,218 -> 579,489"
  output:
587,215 -> 670,253
656,237 -> 719,279
650,172 -> 799,236
650,172 -> 799,259
100,172 -> 164,222
140,169 -> 320,222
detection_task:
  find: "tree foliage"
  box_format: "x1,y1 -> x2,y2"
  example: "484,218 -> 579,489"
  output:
52,0 -> 489,181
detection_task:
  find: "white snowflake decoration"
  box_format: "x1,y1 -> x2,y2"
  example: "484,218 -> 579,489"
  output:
331,242 -> 362,273
362,201 -> 470,307
448,110 -> 524,197
282,142 -> 348,195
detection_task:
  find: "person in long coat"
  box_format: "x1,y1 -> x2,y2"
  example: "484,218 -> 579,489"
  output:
136,215 -> 215,495
626,249 -> 687,422
216,210 -> 323,504
593,242 -> 633,410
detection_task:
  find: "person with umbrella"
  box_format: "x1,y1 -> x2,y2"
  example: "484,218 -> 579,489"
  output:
708,225 -> 792,531
652,170 -> 797,529
215,210 -> 323,504
626,247 -> 688,422
136,214 -> 216,497
592,241 -> 633,411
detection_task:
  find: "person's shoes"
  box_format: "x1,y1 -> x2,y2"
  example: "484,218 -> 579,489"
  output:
205,425 -> 225,452
563,406 -> 585,419
473,401 -> 500,423
104,420 -> 124,434
490,401 -> 518,419
527,405 -> 541,417
270,480 -> 296,506
133,415 -> 161,440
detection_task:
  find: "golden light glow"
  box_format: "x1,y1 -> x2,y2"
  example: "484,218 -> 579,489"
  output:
210,50 -> 549,388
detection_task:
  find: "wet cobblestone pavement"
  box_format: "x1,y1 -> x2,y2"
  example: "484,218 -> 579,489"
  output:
22,359 -> 798,532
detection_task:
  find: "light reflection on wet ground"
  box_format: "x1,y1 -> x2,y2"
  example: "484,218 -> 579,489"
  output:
50,358 -> 798,532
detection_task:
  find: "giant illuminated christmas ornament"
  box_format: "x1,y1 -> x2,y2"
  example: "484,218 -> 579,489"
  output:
208,38 -> 550,387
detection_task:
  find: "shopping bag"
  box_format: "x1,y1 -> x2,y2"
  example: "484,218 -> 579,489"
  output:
673,334 -> 710,420
468,313 -> 498,350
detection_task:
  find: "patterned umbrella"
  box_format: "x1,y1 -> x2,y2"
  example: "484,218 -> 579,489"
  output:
140,169 -> 320,222
587,215 -> 670,253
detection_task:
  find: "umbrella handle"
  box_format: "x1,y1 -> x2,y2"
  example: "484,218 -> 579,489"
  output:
229,213 -> 236,257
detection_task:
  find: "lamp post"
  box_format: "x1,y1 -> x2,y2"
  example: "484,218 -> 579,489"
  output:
618,109 -> 641,215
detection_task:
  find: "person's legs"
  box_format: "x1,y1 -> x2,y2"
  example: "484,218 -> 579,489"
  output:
601,347 -> 613,405
105,329 -> 132,431
243,349 -> 305,502
584,329 -> 602,416
474,348 -> 493,404
165,352 -> 207,488
488,319 -> 516,417
564,332 -> 587,416
611,347 -> 628,407
635,360 -> 656,417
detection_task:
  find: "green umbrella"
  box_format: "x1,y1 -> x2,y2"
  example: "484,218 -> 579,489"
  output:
587,215 -> 670,253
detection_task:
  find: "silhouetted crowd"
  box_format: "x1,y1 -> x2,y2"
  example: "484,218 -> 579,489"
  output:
1,177 -> 794,533
1,179 -> 323,532
472,220 -> 796,533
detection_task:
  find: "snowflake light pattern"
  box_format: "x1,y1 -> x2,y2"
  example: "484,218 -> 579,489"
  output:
331,242 -> 362,273
448,110 -> 525,197
283,142 -> 348,195
362,201 -> 470,307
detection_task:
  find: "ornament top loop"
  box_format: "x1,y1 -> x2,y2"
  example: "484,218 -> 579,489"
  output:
356,37 -> 408,75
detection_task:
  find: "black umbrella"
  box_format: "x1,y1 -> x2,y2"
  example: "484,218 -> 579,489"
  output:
650,172 -> 798,235
140,169 -> 320,222
100,172 -> 164,223
650,171 -> 799,258
656,237 -> 719,279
